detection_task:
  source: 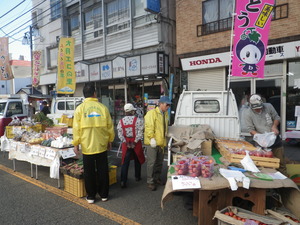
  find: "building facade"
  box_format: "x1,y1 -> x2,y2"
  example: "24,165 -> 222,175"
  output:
176,0 -> 300,136
32,0 -> 177,127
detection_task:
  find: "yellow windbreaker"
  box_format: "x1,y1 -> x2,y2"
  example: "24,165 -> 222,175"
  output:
144,107 -> 169,147
72,98 -> 115,155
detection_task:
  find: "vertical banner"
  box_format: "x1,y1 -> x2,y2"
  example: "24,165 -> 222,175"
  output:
0,37 -> 14,80
32,50 -> 42,87
57,37 -> 76,94
232,0 -> 274,78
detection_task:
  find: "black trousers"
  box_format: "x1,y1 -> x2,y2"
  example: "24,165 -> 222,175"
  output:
83,151 -> 109,198
121,148 -> 141,183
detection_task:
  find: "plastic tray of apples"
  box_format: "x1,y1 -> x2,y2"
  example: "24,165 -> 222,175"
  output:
200,160 -> 214,178
174,159 -> 189,175
188,159 -> 202,177
175,157 -> 214,178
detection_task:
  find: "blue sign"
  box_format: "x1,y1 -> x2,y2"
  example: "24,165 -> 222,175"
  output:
287,120 -> 296,128
144,0 -> 160,14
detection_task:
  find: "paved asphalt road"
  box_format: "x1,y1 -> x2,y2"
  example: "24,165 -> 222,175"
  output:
0,149 -> 198,225
0,141 -> 299,225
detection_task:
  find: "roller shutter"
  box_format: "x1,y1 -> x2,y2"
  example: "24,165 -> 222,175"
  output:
188,68 -> 225,91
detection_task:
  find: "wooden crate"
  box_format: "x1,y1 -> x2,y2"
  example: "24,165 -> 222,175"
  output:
215,141 -> 280,168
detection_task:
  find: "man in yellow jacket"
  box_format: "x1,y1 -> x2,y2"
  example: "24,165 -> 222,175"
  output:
72,83 -> 115,203
144,96 -> 171,191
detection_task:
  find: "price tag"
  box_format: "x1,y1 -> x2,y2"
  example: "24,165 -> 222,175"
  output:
59,148 -> 76,159
25,144 -> 31,153
11,141 -> 17,150
171,175 -> 201,190
19,143 -> 26,153
44,148 -> 56,160
39,147 -> 46,158
31,145 -> 39,156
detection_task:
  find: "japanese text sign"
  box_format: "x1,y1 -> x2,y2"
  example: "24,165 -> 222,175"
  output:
57,37 -> 76,94
171,175 -> 201,190
232,0 -> 274,78
0,37 -> 14,80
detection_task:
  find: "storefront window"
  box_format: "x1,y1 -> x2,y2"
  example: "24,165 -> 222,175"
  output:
287,60 -> 300,129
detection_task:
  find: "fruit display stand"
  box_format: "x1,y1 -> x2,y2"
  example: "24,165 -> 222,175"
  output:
6,140 -> 75,187
214,139 -> 280,169
161,159 -> 299,225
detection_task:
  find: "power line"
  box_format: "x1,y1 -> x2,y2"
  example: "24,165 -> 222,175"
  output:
0,0 -> 47,30
0,0 -> 26,19
3,0 -> 61,44
8,1 -> 64,44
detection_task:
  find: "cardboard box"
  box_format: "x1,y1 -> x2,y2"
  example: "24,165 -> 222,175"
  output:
201,140 -> 212,155
286,163 -> 300,185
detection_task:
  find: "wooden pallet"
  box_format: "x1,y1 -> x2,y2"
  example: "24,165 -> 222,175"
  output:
215,140 -> 280,169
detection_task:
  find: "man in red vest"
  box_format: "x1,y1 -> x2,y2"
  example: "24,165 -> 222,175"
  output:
117,103 -> 145,188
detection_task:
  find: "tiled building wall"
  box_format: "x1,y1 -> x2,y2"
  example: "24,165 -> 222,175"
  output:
176,0 -> 300,56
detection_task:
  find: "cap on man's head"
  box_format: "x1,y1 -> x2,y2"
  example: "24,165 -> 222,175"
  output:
158,96 -> 172,104
124,103 -> 136,112
249,94 -> 263,109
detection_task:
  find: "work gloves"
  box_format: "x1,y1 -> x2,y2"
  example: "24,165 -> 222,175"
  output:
150,138 -> 157,148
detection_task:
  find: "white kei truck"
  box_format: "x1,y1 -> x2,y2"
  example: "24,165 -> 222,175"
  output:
167,90 -> 241,165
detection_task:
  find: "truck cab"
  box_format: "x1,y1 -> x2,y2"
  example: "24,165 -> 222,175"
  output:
173,90 -> 241,139
0,95 -> 28,136
47,97 -> 84,123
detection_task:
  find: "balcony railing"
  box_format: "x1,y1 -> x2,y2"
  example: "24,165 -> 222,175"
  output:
197,4 -> 288,37
197,17 -> 232,37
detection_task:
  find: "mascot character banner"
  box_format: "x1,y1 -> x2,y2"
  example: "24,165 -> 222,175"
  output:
232,0 -> 274,78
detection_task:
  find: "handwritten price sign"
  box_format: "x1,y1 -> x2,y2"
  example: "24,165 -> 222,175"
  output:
171,175 -> 201,190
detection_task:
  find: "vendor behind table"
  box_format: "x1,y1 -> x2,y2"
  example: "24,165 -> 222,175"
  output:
243,94 -> 287,175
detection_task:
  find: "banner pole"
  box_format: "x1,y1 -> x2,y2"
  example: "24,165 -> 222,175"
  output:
226,1 -> 236,115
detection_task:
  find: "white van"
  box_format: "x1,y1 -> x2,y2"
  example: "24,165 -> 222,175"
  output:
47,97 -> 84,123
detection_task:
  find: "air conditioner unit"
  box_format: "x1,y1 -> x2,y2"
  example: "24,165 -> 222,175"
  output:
31,8 -> 43,28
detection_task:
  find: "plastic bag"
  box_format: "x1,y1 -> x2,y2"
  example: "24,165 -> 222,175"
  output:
253,132 -> 277,148
8,116 -> 21,126
50,157 -> 60,179
0,135 -> 10,152
240,151 -> 260,173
